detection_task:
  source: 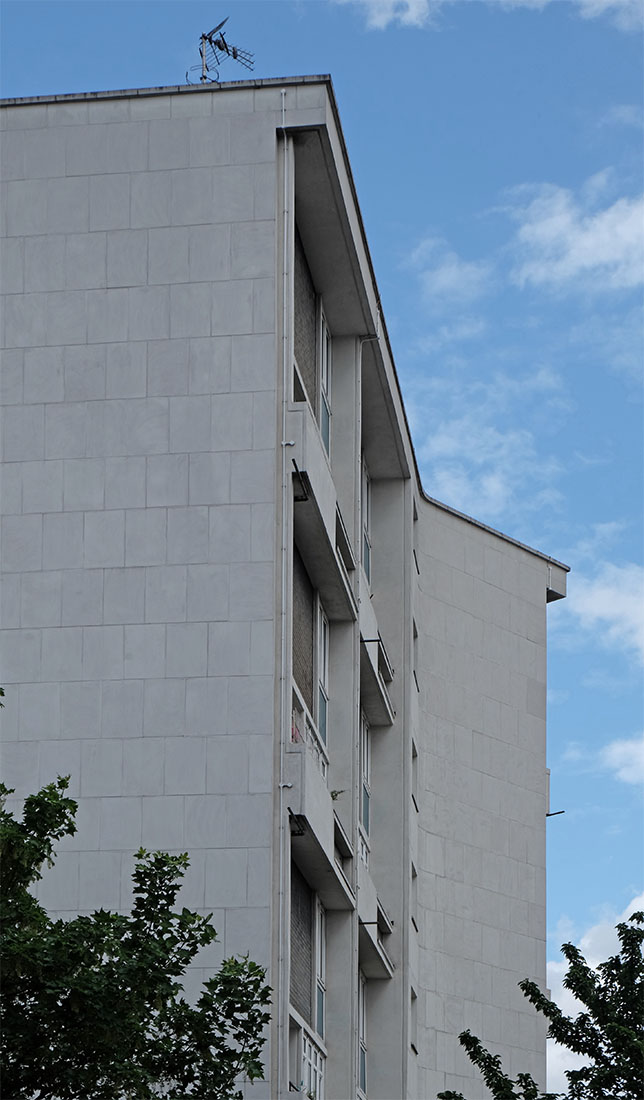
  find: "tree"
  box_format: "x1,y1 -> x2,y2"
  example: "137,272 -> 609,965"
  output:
0,777 -> 272,1100
438,910 -> 644,1100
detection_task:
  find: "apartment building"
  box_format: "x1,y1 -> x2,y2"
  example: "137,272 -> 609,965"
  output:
0,76 -> 568,1099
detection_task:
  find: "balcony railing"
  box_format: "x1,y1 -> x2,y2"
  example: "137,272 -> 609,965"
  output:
291,685 -> 329,780
289,1011 -> 326,1099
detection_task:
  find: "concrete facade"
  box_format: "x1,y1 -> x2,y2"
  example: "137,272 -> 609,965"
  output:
0,77 -> 567,1099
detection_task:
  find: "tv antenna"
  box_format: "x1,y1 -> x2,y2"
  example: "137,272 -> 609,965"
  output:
186,18 -> 254,84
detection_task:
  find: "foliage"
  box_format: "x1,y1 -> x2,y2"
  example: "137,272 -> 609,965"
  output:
438,911 -> 644,1100
0,777 -> 271,1100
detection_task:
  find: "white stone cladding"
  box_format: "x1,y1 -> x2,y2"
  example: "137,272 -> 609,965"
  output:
0,78 -> 567,1099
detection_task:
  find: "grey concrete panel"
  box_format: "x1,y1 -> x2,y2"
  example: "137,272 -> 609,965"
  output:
123,623 -> 165,679
106,121 -> 149,173
208,621 -> 251,677
89,174 -> 130,231
169,395 -> 211,452
170,283 -> 211,339
148,227 -> 190,286
228,562 -> 273,621
188,116 -> 231,167
0,349 -> 24,405
0,628 -> 41,685
143,673 -> 186,734
210,165 -> 254,222
63,458 -> 105,511
106,343 -> 147,399
185,676 -> 228,736
107,229 -> 148,288
230,222 -> 275,280
211,392 -> 253,451
41,625 -> 83,682
3,292 -> 47,348
6,178 -> 48,235
47,177 -> 89,234
64,345 -> 106,401
100,796 -> 143,850
22,459 -> 63,513
163,735 -> 207,794
184,794 -> 227,847
2,513 -> 43,572
123,738 -> 164,795
205,848 -> 248,907
128,286 -> 170,341
188,224 -> 230,283
209,504 -> 251,563
24,235 -> 65,292
105,457 -> 146,510
43,511 -> 84,570
165,622 -> 208,678
148,119 -> 189,170
130,171 -> 171,229
211,279 -> 253,336
21,570 -> 62,626
82,624 -> 124,681
125,508 -> 167,566
87,288 -> 129,343
170,168 -> 213,226
104,567 -> 145,625
188,336 -> 231,394
166,506 -> 208,564
186,563 -> 229,622
189,452 -> 230,506
84,510 -> 125,568
19,681 -> 60,740
62,569 -> 104,626
230,450 -> 275,504
60,680 -> 101,740
144,565 -> 187,623
146,453 -> 189,507
147,339 -> 189,397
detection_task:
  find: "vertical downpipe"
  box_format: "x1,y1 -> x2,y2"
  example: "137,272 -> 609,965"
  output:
277,88 -> 291,1100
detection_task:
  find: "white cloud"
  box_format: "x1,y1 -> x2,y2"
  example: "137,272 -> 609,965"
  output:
332,0 -> 437,29
410,367 -> 564,521
509,183 -> 644,292
574,0 -> 644,31
547,892 -> 644,1091
409,237 -> 493,305
600,734 -> 644,784
567,561 -> 644,665
335,0 -> 643,31
599,103 -> 644,129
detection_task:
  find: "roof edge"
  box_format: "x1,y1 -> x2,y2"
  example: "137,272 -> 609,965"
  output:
419,488 -> 570,571
0,75 -> 332,107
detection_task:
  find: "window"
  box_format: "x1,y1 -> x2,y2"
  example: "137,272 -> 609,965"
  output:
361,458 -> 372,584
320,310 -> 332,455
358,971 -> 367,1097
317,604 -> 329,746
360,713 -> 371,856
315,899 -> 326,1039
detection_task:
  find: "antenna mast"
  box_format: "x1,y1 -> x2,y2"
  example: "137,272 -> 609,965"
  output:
186,17 -> 255,84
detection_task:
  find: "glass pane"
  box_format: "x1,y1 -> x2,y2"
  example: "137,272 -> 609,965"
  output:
359,1045 -> 367,1094
363,532 -> 371,583
362,784 -> 370,834
321,394 -> 330,454
318,687 -> 327,744
317,984 -> 325,1038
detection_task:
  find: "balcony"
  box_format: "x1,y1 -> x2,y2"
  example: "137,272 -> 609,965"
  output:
289,1009 -> 326,1098
286,685 -> 355,911
360,632 -> 395,727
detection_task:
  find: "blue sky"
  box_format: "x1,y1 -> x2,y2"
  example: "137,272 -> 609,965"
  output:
2,0 -> 642,1088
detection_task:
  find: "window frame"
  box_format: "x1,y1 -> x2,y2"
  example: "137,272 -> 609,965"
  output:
319,306 -> 332,456
358,970 -> 367,1098
361,457 -> 372,585
359,711 -> 371,854
314,898 -> 327,1040
316,601 -> 330,746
